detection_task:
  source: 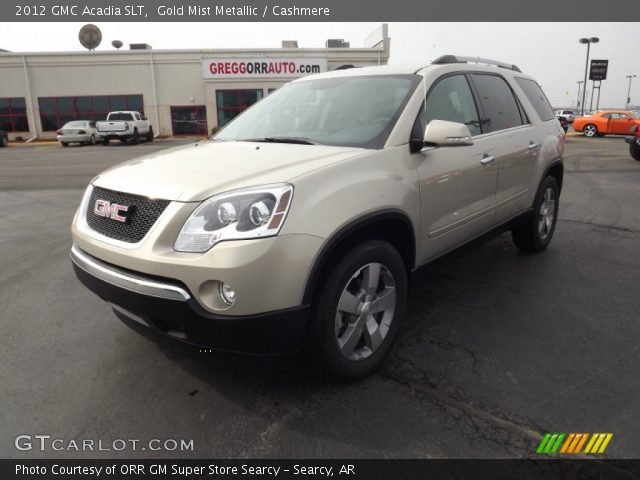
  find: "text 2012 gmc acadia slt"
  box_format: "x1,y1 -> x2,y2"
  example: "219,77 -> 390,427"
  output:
71,56 -> 565,379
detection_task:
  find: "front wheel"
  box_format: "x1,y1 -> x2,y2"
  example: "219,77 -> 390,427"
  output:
90,134 -> 96,145
583,124 -> 598,138
631,144 -> 640,161
102,138 -> 110,146
61,142 -> 69,147
512,176 -> 560,252
306,240 -> 407,380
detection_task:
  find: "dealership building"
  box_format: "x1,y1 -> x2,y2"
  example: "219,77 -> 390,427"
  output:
0,25 -> 390,140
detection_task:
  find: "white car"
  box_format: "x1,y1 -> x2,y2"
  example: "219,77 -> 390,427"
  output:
57,121 -> 100,147
96,111 -> 154,145
555,110 -> 576,123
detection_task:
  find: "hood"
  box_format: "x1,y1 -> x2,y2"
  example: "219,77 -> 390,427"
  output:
93,140 -> 366,202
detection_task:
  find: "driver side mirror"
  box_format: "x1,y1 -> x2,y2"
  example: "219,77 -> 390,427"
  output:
423,120 -> 474,147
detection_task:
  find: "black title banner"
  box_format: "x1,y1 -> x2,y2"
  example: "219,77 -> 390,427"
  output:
3,459 -> 640,480
4,0 -> 640,21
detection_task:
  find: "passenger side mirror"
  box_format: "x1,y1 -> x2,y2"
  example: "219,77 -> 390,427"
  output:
423,120 -> 474,147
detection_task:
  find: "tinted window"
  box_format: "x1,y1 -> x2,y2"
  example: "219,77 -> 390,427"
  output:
514,77 -> 555,122
109,113 -> 134,121
472,74 -> 524,133
419,75 -> 482,136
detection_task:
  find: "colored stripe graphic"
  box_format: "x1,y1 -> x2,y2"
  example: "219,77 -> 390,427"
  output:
585,433 -> 613,454
538,433 -> 613,454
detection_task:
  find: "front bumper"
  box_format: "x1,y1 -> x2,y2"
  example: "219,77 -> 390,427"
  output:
71,246 -> 310,354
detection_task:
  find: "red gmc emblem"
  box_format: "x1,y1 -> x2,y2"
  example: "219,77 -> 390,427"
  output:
94,199 -> 131,223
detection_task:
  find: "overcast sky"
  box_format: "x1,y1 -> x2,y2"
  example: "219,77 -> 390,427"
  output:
1,22 -> 638,108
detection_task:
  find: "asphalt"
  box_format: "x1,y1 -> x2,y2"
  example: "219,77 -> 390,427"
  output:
0,136 -> 639,459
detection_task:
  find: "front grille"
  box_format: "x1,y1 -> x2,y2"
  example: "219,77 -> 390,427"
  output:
86,186 -> 171,243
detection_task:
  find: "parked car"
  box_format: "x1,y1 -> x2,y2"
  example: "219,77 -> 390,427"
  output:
557,116 -> 569,133
573,110 -> 640,137
625,124 -> 640,161
0,130 -> 7,147
57,120 -> 100,146
70,55 -> 565,379
96,111 -> 154,145
555,110 -> 576,122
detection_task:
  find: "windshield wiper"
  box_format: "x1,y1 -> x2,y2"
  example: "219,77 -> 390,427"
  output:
241,136 -> 322,146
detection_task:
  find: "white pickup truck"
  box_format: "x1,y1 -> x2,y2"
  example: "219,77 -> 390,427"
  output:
96,111 -> 154,145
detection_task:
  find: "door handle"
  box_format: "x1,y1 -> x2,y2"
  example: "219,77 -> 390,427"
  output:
528,142 -> 539,150
480,155 -> 495,165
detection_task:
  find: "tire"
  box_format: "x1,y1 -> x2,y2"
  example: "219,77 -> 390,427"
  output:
631,144 -> 640,161
131,128 -> 139,145
61,142 -> 69,147
102,138 -> 110,146
512,176 -> 560,252
1,136 -> 8,147
306,240 -> 408,380
146,126 -> 154,142
90,134 -> 96,145
583,124 -> 598,138
119,138 -> 128,144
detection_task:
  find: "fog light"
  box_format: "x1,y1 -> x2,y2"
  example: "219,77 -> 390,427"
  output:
219,282 -> 236,305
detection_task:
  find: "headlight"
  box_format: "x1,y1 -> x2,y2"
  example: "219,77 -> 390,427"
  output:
174,184 -> 293,253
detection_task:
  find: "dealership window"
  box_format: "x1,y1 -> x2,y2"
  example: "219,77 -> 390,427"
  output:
38,95 -> 144,131
216,90 -> 263,127
0,97 -> 29,132
171,106 -> 208,136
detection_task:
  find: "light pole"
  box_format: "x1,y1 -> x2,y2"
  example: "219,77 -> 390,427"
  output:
625,75 -> 636,110
576,80 -> 584,111
579,37 -> 599,116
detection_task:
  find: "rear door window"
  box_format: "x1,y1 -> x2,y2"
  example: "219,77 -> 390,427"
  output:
471,74 -> 525,133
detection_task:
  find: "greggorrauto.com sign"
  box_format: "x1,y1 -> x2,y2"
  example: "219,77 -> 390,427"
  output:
202,57 -> 328,79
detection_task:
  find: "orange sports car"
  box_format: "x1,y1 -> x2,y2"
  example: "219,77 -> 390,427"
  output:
573,110 -> 640,137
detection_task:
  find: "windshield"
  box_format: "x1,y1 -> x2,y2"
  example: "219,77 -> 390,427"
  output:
214,74 -> 421,149
63,121 -> 87,128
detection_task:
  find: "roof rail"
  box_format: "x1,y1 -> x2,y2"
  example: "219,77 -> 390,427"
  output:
431,55 -> 522,73
333,64 -> 359,70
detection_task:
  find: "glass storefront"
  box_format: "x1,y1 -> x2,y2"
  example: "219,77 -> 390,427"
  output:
171,105 -> 208,136
38,95 -> 144,131
216,89 -> 263,127
0,97 -> 29,132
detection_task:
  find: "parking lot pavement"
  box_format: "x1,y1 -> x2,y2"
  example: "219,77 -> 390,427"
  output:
0,136 -> 638,459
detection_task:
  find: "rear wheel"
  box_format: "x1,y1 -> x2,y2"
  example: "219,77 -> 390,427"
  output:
631,144 -> 640,161
61,142 -> 69,147
583,124 -> 598,137
146,127 -> 154,142
512,176 -> 560,252
102,138 -> 110,146
306,240 -> 407,380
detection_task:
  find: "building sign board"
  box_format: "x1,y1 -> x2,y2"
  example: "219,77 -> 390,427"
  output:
203,57 -> 328,79
589,60 -> 609,81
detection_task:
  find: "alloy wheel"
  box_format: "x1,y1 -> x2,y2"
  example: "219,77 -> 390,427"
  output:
538,187 -> 556,241
334,262 -> 396,361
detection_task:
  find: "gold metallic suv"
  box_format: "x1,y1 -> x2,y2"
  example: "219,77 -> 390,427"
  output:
71,56 -> 565,379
